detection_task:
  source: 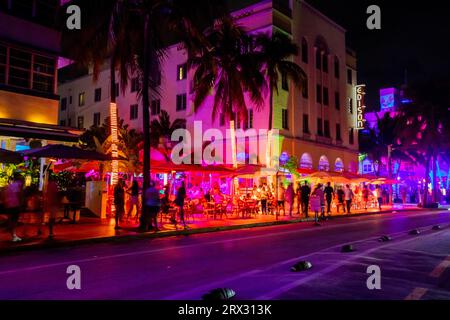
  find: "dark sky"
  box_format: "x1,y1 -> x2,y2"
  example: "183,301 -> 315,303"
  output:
305,0 -> 450,110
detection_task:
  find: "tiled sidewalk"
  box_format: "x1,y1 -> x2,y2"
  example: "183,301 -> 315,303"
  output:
0,204 -> 421,252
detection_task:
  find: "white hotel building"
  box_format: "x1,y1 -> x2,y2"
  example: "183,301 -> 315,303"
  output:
58,0 -> 360,173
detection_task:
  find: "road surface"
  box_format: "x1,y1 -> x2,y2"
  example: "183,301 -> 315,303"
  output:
0,210 -> 449,300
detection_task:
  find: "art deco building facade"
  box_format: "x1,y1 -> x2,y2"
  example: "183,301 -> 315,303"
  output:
58,0 -> 360,172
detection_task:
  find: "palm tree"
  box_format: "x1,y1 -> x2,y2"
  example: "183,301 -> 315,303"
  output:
150,110 -> 186,160
255,31 -> 307,130
396,79 -> 450,205
190,16 -> 266,126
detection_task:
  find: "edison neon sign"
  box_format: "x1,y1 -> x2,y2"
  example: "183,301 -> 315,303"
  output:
355,85 -> 367,130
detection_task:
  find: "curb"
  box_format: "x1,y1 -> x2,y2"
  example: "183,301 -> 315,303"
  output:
0,207 -> 438,254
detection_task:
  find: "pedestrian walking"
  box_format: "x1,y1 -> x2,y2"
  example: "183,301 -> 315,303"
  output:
45,174 -> 61,240
114,179 -> 125,230
4,174 -> 24,242
344,184 -> 354,214
175,181 -> 187,228
300,182 -> 311,218
324,182 -> 334,217
362,185 -> 370,210
285,183 -> 295,217
312,184 -> 325,219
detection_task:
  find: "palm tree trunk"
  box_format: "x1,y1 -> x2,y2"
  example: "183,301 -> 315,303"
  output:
142,14 -> 152,203
423,155 -> 431,207
432,150 -> 438,203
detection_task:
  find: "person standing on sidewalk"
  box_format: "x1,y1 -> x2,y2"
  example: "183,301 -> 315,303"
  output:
362,185 -> 370,210
285,183 -> 295,217
142,181 -> 161,232
300,182 -> 311,218
344,184 -> 354,214
4,174 -> 24,242
175,181 -> 187,229
114,179 -> 125,230
336,186 -> 345,213
324,182 -> 334,217
374,185 -> 383,211
126,180 -> 140,222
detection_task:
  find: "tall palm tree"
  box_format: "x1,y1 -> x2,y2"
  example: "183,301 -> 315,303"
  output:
255,31 -> 307,130
190,16 -> 266,126
61,0 -> 223,194
150,110 -> 186,161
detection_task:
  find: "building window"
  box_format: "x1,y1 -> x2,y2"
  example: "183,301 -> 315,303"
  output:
334,57 -> 340,79
130,104 -> 138,120
69,96 -> 73,105
78,92 -> 85,107
303,114 -> 309,134
349,98 -> 354,114
281,71 -> 288,91
177,63 -> 187,81
115,83 -> 120,97
319,155 -> 330,171
324,120 -> 330,138
301,38 -> 308,63
301,77 -> 308,98
323,87 -> 329,106
131,77 -> 140,92
349,128 -> 354,145
315,48 -> 321,70
9,48 -> 31,89
317,118 -> 323,136
335,92 -> 340,110
93,113 -> 101,127
77,116 -> 84,129
60,120 -> 66,127
60,97 -> 67,111
316,84 -> 322,103
248,109 -> 254,129
94,88 -> 102,102
282,109 -> 288,130
176,94 -> 187,111
300,153 -> 313,169
336,124 -> 342,141
151,99 -> 161,115
335,158 -> 344,172
322,55 -> 328,73
68,118 -> 72,127
0,45 -> 6,84
347,69 -> 353,85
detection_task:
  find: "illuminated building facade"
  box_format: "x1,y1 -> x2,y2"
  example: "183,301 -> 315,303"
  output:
58,0 -> 359,172
0,0 -> 80,152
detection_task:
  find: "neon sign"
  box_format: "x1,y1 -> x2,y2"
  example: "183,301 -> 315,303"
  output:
355,85 -> 366,130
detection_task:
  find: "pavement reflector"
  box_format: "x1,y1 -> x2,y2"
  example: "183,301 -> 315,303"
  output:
409,229 -> 420,235
291,261 -> 313,272
378,235 -> 391,242
432,225 -> 442,230
202,288 -> 236,301
341,245 -> 355,253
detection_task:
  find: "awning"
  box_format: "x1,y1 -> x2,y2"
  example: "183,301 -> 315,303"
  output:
0,118 -> 82,142
22,145 -> 111,161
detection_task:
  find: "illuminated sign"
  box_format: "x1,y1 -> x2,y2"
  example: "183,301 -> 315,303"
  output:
355,85 -> 366,130
380,88 -> 396,110
110,102 -> 119,185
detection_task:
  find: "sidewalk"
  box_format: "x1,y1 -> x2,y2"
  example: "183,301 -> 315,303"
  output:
0,204 -> 424,253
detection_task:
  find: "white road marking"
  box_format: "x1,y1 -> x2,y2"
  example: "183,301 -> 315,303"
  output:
405,287 -> 428,300
430,256 -> 450,278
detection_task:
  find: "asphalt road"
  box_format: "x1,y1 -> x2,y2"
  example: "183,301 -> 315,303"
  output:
0,210 -> 449,300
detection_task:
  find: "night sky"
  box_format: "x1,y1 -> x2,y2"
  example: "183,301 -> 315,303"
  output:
305,0 -> 450,110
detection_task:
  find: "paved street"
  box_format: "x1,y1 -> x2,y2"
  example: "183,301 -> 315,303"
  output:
0,209 -> 449,300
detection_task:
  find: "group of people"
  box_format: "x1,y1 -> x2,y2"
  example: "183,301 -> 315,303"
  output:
113,179 -> 189,232
0,173 -> 62,242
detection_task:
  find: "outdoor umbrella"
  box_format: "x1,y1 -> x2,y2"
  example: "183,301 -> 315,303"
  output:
370,177 -> 399,185
0,148 -> 22,164
22,145 -> 112,161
